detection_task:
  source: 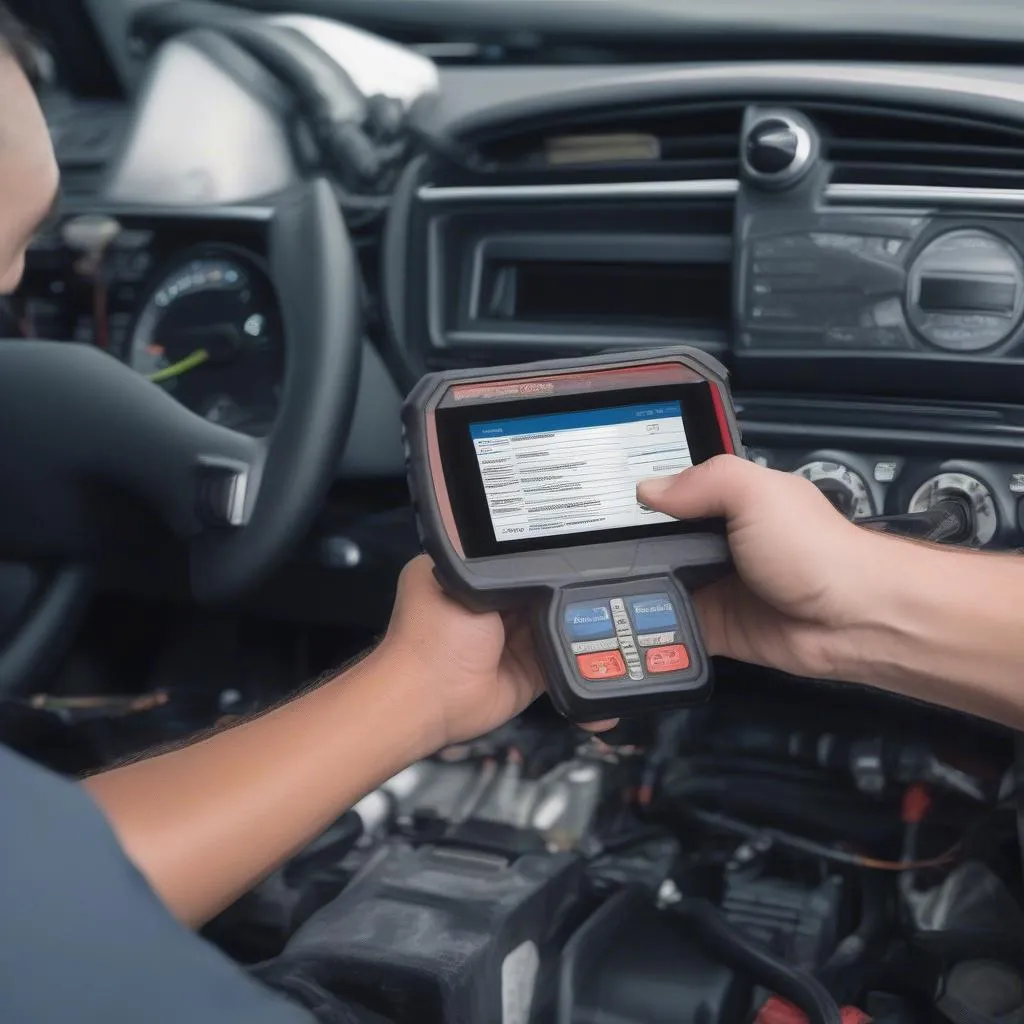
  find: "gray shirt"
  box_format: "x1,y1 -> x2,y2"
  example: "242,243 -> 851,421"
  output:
0,743 -> 314,1023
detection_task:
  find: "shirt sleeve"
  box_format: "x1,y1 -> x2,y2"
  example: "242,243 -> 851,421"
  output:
0,743 -> 315,1024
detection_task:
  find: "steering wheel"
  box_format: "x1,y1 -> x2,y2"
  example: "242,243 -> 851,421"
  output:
0,177 -> 361,691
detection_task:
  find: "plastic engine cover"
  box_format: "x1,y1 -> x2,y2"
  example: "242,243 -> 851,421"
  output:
273,839 -> 584,1024
560,887 -> 750,1024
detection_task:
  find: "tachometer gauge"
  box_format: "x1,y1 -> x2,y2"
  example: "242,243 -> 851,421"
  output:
129,251 -> 283,435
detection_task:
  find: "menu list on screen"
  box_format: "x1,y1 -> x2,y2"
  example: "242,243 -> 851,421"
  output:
469,401 -> 692,543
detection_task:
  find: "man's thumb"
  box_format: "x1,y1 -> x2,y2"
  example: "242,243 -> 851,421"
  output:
636,454 -> 751,521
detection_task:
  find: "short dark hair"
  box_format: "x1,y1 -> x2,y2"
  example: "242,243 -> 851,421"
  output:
0,2 -> 40,85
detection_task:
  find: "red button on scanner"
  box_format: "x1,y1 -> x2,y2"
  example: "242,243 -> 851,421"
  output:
645,644 -> 690,674
576,650 -> 626,680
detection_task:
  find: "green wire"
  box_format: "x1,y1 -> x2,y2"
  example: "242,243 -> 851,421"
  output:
147,348 -> 210,384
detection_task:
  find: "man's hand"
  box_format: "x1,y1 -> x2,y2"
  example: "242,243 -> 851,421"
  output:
638,455 -> 886,680
638,453 -> 1024,728
381,555 -> 615,751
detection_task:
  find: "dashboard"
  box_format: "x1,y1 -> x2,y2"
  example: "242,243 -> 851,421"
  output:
380,62 -> 1024,554
13,40 -> 1024,611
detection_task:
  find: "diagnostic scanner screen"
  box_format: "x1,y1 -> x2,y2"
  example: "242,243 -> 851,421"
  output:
435,380 -> 730,557
470,402 -> 691,542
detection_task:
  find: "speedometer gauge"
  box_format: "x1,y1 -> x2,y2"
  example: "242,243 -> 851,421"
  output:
129,251 -> 284,435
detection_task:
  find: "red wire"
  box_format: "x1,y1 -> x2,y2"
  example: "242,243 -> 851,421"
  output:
93,276 -> 108,350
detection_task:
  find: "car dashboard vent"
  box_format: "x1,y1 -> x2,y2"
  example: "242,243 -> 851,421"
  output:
811,102 -> 1024,190
466,101 -> 745,184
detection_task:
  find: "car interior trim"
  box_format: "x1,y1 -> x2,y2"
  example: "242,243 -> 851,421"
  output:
430,62 -> 1024,142
737,418 -> 1024,458
107,203 -> 274,221
742,113 -> 814,186
59,200 -> 276,221
416,179 -> 742,204
823,183 -> 1024,208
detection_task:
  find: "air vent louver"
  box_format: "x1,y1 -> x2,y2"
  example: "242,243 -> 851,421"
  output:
813,102 -> 1024,190
469,101 -> 745,184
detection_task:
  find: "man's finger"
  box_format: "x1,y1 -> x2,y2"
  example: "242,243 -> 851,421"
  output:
636,454 -> 764,521
579,718 -> 619,732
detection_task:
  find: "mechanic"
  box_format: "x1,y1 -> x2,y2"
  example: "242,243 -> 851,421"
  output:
3,7 -> 1024,1023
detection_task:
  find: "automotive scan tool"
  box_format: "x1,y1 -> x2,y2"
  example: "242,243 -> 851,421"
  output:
403,348 -> 743,721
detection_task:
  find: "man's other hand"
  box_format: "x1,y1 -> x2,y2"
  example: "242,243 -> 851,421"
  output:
383,556 -> 616,751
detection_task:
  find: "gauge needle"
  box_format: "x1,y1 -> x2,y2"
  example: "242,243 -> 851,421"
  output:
147,348 -> 210,383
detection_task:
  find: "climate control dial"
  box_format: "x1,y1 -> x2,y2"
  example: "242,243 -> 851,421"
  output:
908,472 -> 998,546
793,461 -> 875,520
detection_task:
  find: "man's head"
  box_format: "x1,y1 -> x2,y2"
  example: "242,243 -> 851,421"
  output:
0,3 -> 59,294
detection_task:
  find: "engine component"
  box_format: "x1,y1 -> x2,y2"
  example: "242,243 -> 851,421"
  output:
937,960 -> 1024,1023
698,715 -> 992,802
659,885 -> 843,1024
907,861 -> 1024,935
273,839 -> 583,1024
350,763 -> 427,836
559,886 -> 750,1024
756,997 -> 872,1024
908,472 -> 998,546
474,757 -> 604,851
722,868 -> 846,971
792,461 -> 875,520
387,753 -> 608,852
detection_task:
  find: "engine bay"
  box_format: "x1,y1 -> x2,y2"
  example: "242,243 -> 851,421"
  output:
194,676 -> 1023,1024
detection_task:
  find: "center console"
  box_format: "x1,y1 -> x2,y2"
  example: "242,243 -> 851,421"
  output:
380,73 -> 1024,556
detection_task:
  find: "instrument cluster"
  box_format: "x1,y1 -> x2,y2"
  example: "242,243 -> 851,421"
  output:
3,211 -> 284,437
748,446 -> 1023,549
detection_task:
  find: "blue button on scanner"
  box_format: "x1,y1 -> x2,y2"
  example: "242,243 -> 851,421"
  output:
564,602 -> 614,641
628,594 -> 678,633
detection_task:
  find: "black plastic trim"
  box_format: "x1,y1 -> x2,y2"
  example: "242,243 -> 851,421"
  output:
733,351 -> 1024,405
451,232 -> 732,349
741,419 -> 1024,459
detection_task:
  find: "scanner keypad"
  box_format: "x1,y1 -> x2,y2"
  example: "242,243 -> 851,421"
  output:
564,591 -> 689,684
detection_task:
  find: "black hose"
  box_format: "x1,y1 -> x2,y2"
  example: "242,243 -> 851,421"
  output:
860,497 -> 973,545
818,873 -> 889,1005
685,806 -> 870,868
666,896 -> 842,1024
823,873 -> 887,972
